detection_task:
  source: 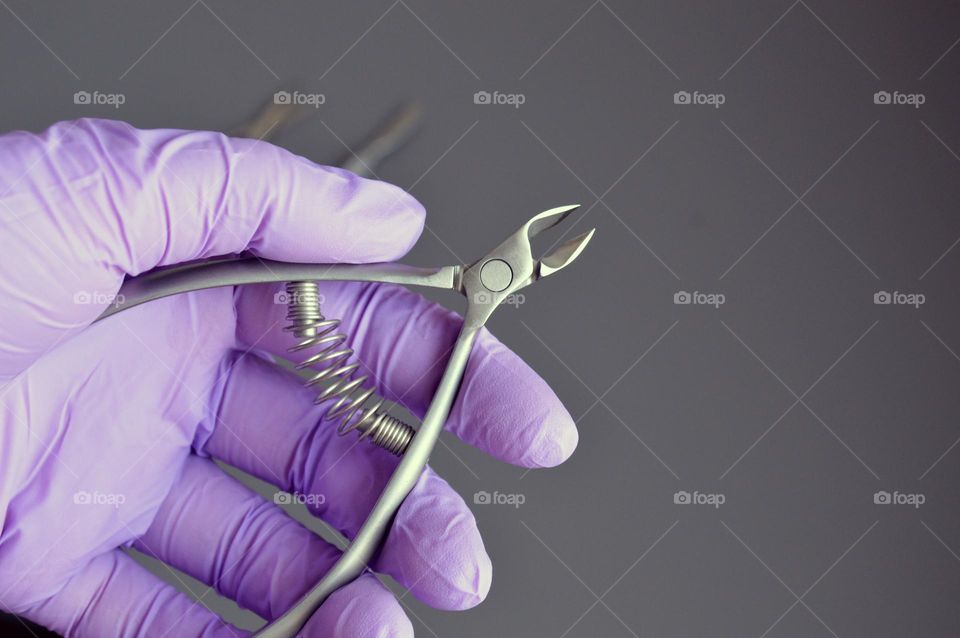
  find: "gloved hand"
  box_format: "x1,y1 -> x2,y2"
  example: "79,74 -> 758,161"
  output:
0,119 -> 578,637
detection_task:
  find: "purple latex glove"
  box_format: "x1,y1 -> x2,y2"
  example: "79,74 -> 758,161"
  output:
0,119 -> 578,637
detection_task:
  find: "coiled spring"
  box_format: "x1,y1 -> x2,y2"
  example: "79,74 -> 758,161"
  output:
284,281 -> 415,455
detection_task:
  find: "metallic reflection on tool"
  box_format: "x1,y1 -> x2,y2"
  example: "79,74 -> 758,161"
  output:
97,205 -> 594,636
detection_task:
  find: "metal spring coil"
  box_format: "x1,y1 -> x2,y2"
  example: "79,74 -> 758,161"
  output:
283,281 -> 414,456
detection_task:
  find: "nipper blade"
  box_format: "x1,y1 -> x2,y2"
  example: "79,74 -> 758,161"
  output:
539,228 -> 596,278
525,204 -> 581,238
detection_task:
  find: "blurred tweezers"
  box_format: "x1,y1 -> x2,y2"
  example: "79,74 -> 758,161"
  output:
230,92 -> 423,178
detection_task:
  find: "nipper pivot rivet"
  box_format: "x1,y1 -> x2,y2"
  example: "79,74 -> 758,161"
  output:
480,259 -> 512,292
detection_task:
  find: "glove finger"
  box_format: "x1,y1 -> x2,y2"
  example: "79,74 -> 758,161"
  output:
0,118 -> 424,377
235,280 -> 577,468
0,289 -> 238,612
19,549 -> 245,638
300,574 -> 413,638
133,454 -> 342,621
202,352 -> 491,610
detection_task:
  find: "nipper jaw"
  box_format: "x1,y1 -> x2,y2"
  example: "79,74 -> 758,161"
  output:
460,204 -> 595,328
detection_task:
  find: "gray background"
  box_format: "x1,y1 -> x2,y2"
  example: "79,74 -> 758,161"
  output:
2,1 -> 960,636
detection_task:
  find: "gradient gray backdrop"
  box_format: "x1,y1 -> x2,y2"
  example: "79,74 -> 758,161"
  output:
2,2 -> 960,637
